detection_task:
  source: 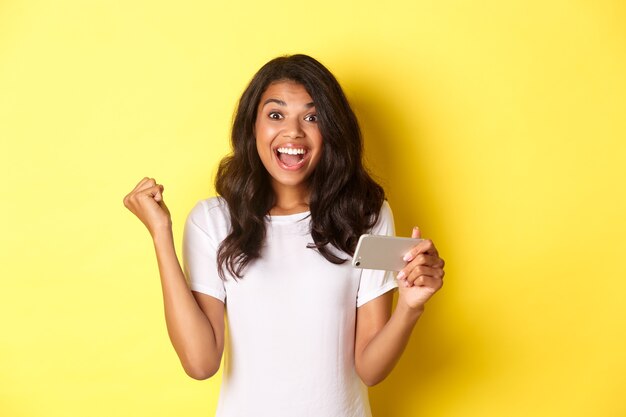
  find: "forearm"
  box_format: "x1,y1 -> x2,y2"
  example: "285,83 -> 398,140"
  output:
356,301 -> 423,386
152,228 -> 222,379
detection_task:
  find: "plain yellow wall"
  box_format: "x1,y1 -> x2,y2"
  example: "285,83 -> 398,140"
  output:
1,1 -> 625,416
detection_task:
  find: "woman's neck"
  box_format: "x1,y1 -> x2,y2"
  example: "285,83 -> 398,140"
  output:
269,183 -> 311,215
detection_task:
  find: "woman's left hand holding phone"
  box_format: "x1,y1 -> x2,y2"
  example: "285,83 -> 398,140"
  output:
395,227 -> 445,312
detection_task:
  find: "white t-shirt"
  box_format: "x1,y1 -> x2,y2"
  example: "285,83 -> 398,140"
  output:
182,197 -> 398,417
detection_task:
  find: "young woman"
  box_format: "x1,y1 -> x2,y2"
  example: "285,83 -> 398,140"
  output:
123,54 -> 445,417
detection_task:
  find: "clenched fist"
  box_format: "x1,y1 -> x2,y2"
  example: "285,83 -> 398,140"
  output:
123,177 -> 172,237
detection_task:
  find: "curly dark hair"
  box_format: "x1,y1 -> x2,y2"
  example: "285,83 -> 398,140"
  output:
215,54 -> 385,279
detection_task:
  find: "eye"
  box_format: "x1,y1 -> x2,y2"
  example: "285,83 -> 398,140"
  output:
304,114 -> 318,122
268,112 -> 283,120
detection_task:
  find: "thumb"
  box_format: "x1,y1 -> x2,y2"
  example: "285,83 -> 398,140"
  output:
153,184 -> 164,203
411,226 -> 421,239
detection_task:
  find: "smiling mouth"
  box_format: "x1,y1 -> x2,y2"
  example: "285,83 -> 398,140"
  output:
275,147 -> 308,168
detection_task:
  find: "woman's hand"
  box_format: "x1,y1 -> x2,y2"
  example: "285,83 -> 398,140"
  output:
396,227 -> 445,311
123,177 -> 172,237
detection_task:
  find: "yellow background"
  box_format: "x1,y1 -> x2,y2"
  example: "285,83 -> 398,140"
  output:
1,0 -> 625,416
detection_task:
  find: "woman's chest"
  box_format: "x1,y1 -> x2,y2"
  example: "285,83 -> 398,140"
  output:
223,227 -> 361,316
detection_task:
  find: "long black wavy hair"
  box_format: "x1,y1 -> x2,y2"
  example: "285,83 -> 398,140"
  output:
215,54 -> 385,279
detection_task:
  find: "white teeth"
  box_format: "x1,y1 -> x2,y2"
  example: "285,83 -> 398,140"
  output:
277,147 -> 306,155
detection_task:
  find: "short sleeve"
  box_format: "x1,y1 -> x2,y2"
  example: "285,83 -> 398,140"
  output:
182,200 -> 227,303
356,201 -> 399,307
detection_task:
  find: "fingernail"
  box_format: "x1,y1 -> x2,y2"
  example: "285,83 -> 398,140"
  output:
397,271 -> 405,280
403,253 -> 412,262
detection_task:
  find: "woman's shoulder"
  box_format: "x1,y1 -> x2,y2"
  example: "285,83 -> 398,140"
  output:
377,199 -> 393,223
187,196 -> 231,231
203,195 -> 229,212
189,195 -> 228,214
370,199 -> 395,236
380,199 -> 392,216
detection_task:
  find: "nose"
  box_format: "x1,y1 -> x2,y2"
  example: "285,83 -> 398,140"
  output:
282,117 -> 304,139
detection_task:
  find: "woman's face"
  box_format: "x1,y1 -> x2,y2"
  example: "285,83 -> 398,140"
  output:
255,80 -> 323,196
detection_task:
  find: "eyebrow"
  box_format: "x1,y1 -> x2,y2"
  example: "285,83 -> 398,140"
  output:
262,98 -> 315,109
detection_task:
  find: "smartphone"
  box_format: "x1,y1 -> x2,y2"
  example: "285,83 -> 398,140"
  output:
352,234 -> 422,271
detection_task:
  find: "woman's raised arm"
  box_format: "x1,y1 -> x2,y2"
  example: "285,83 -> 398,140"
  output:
123,178 -> 225,379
